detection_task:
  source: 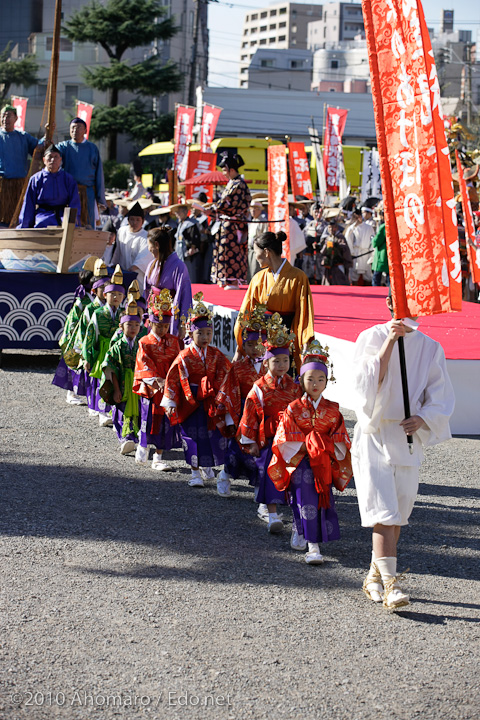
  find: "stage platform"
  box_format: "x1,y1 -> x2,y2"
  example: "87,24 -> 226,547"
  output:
192,284 -> 480,435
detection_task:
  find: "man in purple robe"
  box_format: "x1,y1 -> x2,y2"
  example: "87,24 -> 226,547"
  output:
18,145 -> 81,228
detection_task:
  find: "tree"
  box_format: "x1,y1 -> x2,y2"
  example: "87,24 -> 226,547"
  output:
89,101 -> 174,147
63,0 -> 183,160
0,44 -> 39,102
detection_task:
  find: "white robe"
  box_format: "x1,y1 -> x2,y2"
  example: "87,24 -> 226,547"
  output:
352,322 -> 455,467
345,221 -> 374,280
109,226 -> 152,289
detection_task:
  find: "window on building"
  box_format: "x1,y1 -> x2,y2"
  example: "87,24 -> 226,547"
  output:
251,13 -> 258,20
269,24 -> 276,30
64,84 -> 78,108
261,11 -> 267,18
260,25 -> 267,32
47,36 -> 73,52
242,41 -> 248,48
279,21 -> 286,28
270,9 -> 277,16
244,28 -> 248,35
290,60 -> 299,68
279,7 -> 287,15
250,41 -> 257,46
241,66 -> 248,73
269,37 -> 276,43
331,59 -> 339,69
278,35 -> 286,41
241,80 -> 247,86
292,25 -> 297,33
291,38 -> 297,45
260,59 -> 275,67
251,27 -> 257,33
323,27 -> 326,38
259,38 -> 267,45
241,54 -> 248,61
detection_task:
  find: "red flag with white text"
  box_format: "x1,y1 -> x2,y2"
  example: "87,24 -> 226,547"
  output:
362,0 -> 461,317
200,105 -> 222,152
174,104 -> 196,181
76,101 -> 94,139
268,145 -> 290,262
456,151 -> 480,284
323,107 -> 348,193
288,142 -> 313,199
11,96 -> 28,131
184,151 -> 217,202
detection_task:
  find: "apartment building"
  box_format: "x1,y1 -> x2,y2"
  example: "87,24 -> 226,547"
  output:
307,2 -> 364,50
239,2 -> 323,86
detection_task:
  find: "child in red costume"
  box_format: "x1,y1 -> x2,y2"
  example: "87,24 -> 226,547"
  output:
162,292 -> 231,489
238,313 -> 301,533
215,305 -> 268,497
133,289 -> 182,471
269,340 -> 352,563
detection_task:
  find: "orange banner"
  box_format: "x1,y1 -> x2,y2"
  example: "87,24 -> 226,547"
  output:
268,145 -> 290,262
288,142 -> 313,199
456,151 -> 480,284
184,151 -> 217,202
323,107 -> 348,193
362,0 -> 462,317
174,104 -> 195,181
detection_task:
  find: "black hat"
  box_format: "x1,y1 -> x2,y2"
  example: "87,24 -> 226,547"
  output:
126,201 -> 144,219
218,152 -> 244,171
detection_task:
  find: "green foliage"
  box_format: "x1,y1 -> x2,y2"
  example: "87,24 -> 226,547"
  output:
103,159 -> 130,189
90,101 -> 174,145
62,0 -> 182,159
0,43 -> 39,101
63,0 -> 178,60
83,58 -> 182,96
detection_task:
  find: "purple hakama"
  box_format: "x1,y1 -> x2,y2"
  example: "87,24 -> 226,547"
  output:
112,401 -> 138,444
288,458 -> 340,543
139,396 -> 181,451
252,440 -> 286,505
180,385 -> 227,468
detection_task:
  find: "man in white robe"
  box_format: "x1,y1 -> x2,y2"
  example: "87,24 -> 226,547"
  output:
351,297 -> 455,609
108,201 -> 152,288
345,210 -> 374,284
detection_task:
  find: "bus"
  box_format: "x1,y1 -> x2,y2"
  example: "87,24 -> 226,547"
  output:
138,138 -> 371,195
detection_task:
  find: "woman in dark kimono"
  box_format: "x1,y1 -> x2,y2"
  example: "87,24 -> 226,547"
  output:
210,152 -> 251,289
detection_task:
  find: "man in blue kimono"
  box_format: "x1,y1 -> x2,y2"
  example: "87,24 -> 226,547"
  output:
18,145 -> 81,228
57,117 -> 105,228
0,105 -> 41,225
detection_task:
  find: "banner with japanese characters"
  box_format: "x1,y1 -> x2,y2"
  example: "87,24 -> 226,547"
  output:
456,151 -> 480,284
268,145 -> 290,262
11,96 -> 28,131
184,151 -> 217,202
76,101 -> 94,139
307,126 -> 327,198
360,148 -> 381,202
323,107 -> 348,193
200,105 -> 222,152
174,104 -> 196,181
288,142 -> 313,200
363,0 -> 461,317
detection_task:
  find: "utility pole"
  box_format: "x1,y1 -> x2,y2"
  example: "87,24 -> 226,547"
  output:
188,0 -> 201,107
464,42 -> 473,129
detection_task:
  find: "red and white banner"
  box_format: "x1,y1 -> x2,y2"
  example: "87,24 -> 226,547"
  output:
363,0 -> 461,317
11,96 -> 28,131
76,101 -> 94,139
200,104 -> 222,152
184,151 -> 217,202
268,145 -> 290,262
174,104 -> 196,181
323,107 -> 348,193
288,142 -> 313,199
456,151 -> 480,284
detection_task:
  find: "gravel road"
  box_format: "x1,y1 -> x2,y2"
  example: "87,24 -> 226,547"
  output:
1,351 -> 479,720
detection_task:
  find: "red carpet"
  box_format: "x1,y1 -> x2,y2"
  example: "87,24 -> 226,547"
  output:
192,284 -> 480,361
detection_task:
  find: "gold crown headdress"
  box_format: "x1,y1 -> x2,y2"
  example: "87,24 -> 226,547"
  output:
300,338 -> 335,382
237,303 -> 268,340
264,312 -> 295,350
149,288 -> 179,319
187,291 -> 214,329
110,264 -> 123,285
